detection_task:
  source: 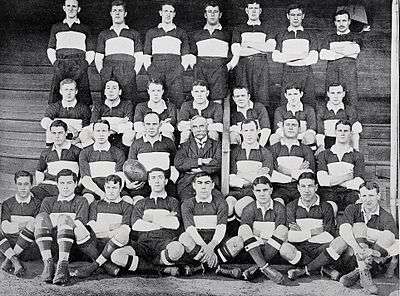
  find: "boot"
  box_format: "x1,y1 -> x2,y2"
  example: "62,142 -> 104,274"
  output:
183,264 -> 205,276
260,265 -> 284,284
41,258 -> 55,283
73,261 -> 99,278
339,269 -> 360,287
215,265 -> 242,279
102,261 -> 120,277
53,260 -> 70,285
242,265 -> 259,281
359,269 -> 378,295
321,266 -> 340,281
1,258 -> 12,272
287,267 -> 306,280
10,256 -> 24,277
160,266 -> 180,277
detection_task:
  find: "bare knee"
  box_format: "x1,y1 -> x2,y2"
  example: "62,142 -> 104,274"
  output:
56,214 -> 75,228
112,225 -> 131,246
35,212 -> 52,229
179,232 -> 196,252
273,225 -> 288,242
165,241 -> 185,261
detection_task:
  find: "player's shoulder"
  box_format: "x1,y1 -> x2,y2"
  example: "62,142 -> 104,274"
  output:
73,194 -> 89,205
242,200 -> 257,213
2,196 -> 17,206
303,104 -> 315,113
286,198 -> 299,210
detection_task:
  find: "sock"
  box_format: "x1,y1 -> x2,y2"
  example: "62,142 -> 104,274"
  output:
0,237 -> 17,259
57,226 -> 75,261
35,228 -> 53,260
14,227 -> 35,255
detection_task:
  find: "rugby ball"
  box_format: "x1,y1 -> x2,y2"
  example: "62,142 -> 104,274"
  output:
123,159 -> 147,182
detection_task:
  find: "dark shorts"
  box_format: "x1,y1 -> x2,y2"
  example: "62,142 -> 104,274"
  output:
293,241 -> 329,266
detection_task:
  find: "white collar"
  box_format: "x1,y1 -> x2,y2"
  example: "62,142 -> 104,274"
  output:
280,138 -> 300,147
247,20 -> 261,26
62,99 -> 77,109
203,23 -> 222,33
193,100 -> 209,113
236,100 -> 254,113
103,196 -> 123,203
327,101 -> 345,112
337,29 -> 351,35
15,192 -> 33,204
241,141 -> 260,150
288,25 -> 304,32
330,144 -> 353,155
286,102 -> 303,114
298,195 -> 320,210
148,99 -> 167,113
361,204 -> 380,221
105,98 -> 121,109
150,191 -> 168,200
57,193 -> 75,202
195,195 -> 213,203
256,200 -> 274,211
158,23 -> 176,32
93,141 -> 111,151
63,18 -> 80,25
52,140 -> 72,151
143,134 -> 162,143
110,24 -> 129,30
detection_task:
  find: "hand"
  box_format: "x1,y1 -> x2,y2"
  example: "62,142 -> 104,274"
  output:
191,168 -> 203,173
299,161 -> 310,170
310,226 -> 324,236
142,211 -> 153,223
314,145 -> 325,156
201,158 -> 213,165
289,223 -> 302,231
18,221 -> 28,231
109,223 -> 122,231
200,244 -> 216,264
226,57 -> 239,71
257,167 -> 270,176
68,125 -> 79,139
230,131 -> 241,145
207,253 -> 218,268
208,130 -> 219,141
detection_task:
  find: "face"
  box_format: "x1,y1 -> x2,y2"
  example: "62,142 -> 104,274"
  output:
193,175 -> 214,200
287,8 -> 304,27
245,3 -> 262,21
253,183 -> 273,205
144,114 -> 161,137
298,178 -> 317,203
359,187 -> 380,212
104,181 -> 121,201
110,5 -> 127,24
104,81 -> 121,101
148,83 -> 164,103
60,83 -> 77,102
159,4 -> 175,24
241,121 -> 258,144
335,123 -> 351,144
93,123 -> 110,144
16,176 -> 32,198
148,171 -> 167,193
327,85 -> 345,105
191,117 -> 208,140
335,13 -> 351,33
282,119 -> 299,139
63,0 -> 80,19
191,85 -> 209,105
57,175 -> 76,197
204,5 -> 221,26
233,88 -> 250,108
51,126 -> 68,146
285,88 -> 303,106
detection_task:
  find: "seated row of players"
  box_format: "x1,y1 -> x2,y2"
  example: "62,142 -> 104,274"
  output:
1,169 -> 397,295
42,76 -> 362,154
51,0 -> 363,113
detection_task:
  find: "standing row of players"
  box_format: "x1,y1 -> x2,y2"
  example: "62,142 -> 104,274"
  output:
1,169 -> 397,295
49,0 -> 363,113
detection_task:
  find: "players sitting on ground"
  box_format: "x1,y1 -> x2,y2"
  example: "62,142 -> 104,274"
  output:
0,171 -> 41,277
338,181 -> 399,295
41,78 -> 91,146
175,115 -> 222,202
281,172 -> 348,281
133,79 -> 177,141
109,168 -> 184,276
178,80 -> 223,143
316,119 -> 365,212
34,169 -> 90,285
269,115 -> 315,205
73,174 -> 132,278
79,120 -> 126,204
270,84 -> 316,150
32,120 -> 81,201
316,83 -> 362,152
230,86 -> 271,147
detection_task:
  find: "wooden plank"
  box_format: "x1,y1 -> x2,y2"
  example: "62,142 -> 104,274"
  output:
0,119 -> 43,133
221,95 -> 231,196
0,130 -> 45,142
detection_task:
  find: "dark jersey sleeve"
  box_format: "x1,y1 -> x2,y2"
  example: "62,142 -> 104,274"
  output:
305,105 -> 317,131
321,202 -> 335,235
48,24 -> 58,49
44,103 -> 60,119
274,201 -> 287,227
212,103 -> 223,124
179,28 -> 190,56
241,202 -> 255,227
121,201 -> 133,226
37,150 -> 49,172
286,200 -> 297,225
96,31 -> 106,54
1,200 -> 12,222
302,145 -> 316,172
181,199 -> 195,230
143,29 -> 154,55
316,103 -> 326,134
133,103 -> 146,123
88,201 -> 99,222
261,147 -> 274,175
133,30 -> 143,53
74,196 -> 89,224
79,148 -> 91,177
130,199 -> 144,225
353,151 -> 365,179
39,197 -> 54,214
128,141 -> 139,160
216,197 -> 228,225
178,102 -> 192,122
90,104 -> 103,123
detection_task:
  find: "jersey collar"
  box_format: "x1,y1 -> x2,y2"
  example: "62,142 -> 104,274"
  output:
327,101 -> 345,112
298,195 -> 320,210
110,24 -> 129,30
241,141 -> 260,150
203,23 -> 222,33
361,204 -> 380,222
150,191 -> 168,200
236,100 -> 254,114
195,195 -> 213,203
286,102 -> 303,114
103,196 -> 123,203
63,18 -> 80,26
337,29 -> 351,35
148,99 -> 167,113
247,20 -> 261,26
330,144 -> 353,155
256,200 -> 273,211
105,97 -> 121,109
158,23 -> 176,32
93,141 -> 111,151
193,100 -> 209,113
52,140 -> 72,151
287,25 -> 304,32
143,134 -> 162,143
280,137 -> 300,147
62,99 -> 77,109
57,193 -> 75,202
15,192 -> 33,204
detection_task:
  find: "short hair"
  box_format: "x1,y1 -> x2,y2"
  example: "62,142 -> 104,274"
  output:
147,78 -> 164,90
245,0 -> 262,7
50,119 -> 68,132
160,2 -> 175,10
192,79 -> 209,90
335,119 -> 352,130
298,171 -> 317,184
284,83 -> 303,93
60,78 -> 77,88
148,167 -> 168,179
93,119 -> 111,131
111,0 -> 126,10
240,118 -> 259,130
253,176 -> 272,188
282,113 -> 300,125
359,181 -> 380,194
204,1 -> 220,10
14,170 -> 33,184
105,174 -> 123,187
287,3 -> 305,14
334,9 -> 350,21
327,82 -> 345,92
144,112 -> 160,122
56,169 -> 78,183
232,85 -> 250,94
105,79 -> 121,88
192,171 -> 212,183
190,115 -> 208,124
